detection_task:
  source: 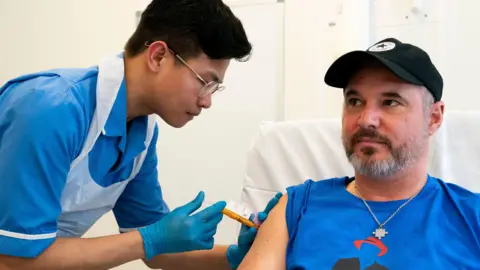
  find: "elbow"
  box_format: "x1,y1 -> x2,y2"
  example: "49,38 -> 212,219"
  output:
142,258 -> 157,269
0,235 -> 55,259
0,238 -> 54,270
0,254 -> 37,270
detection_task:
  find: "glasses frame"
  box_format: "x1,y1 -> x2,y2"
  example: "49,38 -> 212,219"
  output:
144,41 -> 225,97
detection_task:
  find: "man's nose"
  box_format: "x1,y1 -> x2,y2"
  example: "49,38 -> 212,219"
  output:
198,94 -> 212,109
357,106 -> 380,129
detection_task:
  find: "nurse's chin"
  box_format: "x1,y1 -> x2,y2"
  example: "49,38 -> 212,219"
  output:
163,112 -> 198,128
161,118 -> 187,129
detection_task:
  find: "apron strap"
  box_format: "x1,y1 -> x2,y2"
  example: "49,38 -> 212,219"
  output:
71,54 -> 125,169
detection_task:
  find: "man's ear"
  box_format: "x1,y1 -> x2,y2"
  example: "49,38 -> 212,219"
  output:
146,41 -> 170,71
429,101 -> 445,135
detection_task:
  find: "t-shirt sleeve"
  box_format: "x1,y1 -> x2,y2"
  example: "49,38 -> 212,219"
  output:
112,124 -> 170,232
0,83 -> 85,258
285,180 -> 314,239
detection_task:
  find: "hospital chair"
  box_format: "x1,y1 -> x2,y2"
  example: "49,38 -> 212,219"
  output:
239,110 -> 480,214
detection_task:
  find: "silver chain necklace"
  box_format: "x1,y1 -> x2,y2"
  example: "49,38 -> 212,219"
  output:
354,182 -> 421,240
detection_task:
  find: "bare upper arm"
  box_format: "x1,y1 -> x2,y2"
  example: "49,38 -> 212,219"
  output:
237,194 -> 289,270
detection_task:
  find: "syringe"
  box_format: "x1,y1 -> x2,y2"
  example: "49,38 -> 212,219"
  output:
198,200 -> 260,229
222,208 -> 259,229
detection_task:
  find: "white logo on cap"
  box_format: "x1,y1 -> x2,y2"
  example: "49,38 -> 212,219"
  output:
368,41 -> 396,52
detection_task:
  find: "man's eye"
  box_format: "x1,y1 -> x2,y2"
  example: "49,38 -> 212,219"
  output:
384,100 -> 400,107
347,98 -> 362,106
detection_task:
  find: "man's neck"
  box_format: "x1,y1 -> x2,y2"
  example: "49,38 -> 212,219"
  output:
124,55 -> 152,121
346,158 -> 429,202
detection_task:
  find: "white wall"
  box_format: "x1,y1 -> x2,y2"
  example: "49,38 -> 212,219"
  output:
1,0 -> 480,269
283,0 -> 480,121
0,0 -> 151,82
284,0 -> 372,120
1,1 -> 479,118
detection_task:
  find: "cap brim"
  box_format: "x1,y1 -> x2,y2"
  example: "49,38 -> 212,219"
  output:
324,51 -> 423,89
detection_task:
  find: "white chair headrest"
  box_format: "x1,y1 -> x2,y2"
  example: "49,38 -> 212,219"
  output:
240,110 -> 480,212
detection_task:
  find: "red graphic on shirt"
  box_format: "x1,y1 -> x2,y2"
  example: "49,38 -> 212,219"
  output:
354,237 -> 388,256
332,237 -> 389,270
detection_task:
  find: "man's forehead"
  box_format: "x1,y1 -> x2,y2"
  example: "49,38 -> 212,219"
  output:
344,88 -> 407,100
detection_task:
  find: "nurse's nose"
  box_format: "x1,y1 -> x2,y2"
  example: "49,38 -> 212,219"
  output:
198,94 -> 212,109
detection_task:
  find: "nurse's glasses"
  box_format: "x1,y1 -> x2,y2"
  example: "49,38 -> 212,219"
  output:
144,41 -> 225,97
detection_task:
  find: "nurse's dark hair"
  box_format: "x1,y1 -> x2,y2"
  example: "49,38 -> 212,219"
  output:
124,0 -> 252,61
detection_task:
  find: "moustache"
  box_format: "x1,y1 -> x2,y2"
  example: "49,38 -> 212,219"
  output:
350,128 -> 392,149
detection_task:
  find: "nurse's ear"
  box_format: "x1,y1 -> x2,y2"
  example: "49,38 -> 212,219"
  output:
145,41 -> 169,71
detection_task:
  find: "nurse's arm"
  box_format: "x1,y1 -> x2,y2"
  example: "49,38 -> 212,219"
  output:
237,194 -> 289,270
143,196 -> 289,270
143,245 -> 231,270
141,197 -> 289,270
0,232 -> 147,270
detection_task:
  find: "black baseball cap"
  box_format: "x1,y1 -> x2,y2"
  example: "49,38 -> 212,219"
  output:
324,38 -> 443,102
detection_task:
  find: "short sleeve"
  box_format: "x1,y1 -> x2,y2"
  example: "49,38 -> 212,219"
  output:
113,124 -> 170,232
0,81 -> 85,258
285,180 -> 314,240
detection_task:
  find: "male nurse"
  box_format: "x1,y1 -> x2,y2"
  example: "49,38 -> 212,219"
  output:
0,0 -> 281,269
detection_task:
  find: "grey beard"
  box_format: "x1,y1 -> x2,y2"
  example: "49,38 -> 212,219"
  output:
345,138 -> 424,179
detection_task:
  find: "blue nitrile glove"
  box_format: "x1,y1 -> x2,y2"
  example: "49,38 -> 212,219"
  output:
226,192 -> 283,269
139,191 -> 226,260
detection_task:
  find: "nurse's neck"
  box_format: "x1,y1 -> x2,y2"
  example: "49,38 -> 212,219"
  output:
124,54 -> 152,122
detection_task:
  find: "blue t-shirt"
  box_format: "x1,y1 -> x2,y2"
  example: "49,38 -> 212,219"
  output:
285,175 -> 480,269
0,67 -> 169,257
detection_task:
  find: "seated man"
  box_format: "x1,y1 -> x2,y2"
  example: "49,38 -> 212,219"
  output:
238,38 -> 480,270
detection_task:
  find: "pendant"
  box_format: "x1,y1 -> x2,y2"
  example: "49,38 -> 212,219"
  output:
373,227 -> 388,239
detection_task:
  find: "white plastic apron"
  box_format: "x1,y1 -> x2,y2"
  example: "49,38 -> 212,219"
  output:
57,54 -> 156,237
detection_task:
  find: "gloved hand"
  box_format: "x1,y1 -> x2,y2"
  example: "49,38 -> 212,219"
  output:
139,191 -> 226,260
226,192 -> 283,269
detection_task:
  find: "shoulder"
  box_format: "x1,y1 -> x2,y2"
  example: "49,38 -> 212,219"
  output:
0,68 -> 98,155
284,176 -> 350,210
284,177 -> 349,232
433,176 -> 480,218
286,176 -> 349,196
0,66 -> 99,122
47,66 -> 99,85
434,177 -> 480,201
1,66 -> 98,107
